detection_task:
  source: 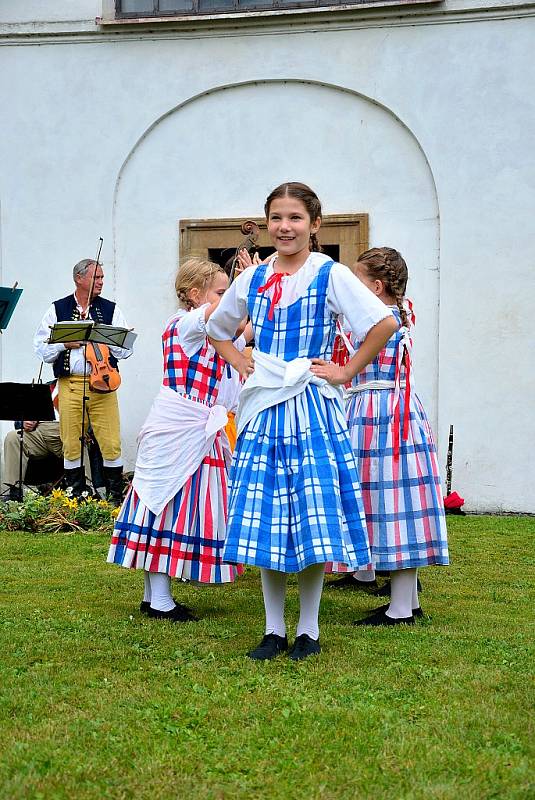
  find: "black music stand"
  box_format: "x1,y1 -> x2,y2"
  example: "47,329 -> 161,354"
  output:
0,383 -> 55,500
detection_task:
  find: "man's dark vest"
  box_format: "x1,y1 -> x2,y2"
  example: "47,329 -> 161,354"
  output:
52,294 -> 118,378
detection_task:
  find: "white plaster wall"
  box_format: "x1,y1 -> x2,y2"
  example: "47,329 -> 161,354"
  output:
0,0 -> 529,25
0,1 -> 100,24
0,9 -> 534,510
114,80 -> 438,466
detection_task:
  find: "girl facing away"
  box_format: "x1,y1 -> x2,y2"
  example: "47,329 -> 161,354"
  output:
206,182 -> 398,660
107,258 -> 243,622
331,247 -> 449,624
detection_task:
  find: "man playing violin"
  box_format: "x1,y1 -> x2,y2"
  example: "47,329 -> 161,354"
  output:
34,259 -> 133,502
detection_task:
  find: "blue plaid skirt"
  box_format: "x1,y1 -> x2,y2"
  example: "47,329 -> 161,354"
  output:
222,385 -> 371,573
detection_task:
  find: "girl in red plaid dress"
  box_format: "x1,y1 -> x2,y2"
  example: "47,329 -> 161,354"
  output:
107,259 -> 243,622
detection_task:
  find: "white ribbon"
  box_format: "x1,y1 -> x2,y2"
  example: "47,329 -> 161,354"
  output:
236,348 -> 343,436
345,379 -> 404,395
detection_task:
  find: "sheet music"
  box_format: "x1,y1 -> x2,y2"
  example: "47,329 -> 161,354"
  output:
49,321 -> 137,349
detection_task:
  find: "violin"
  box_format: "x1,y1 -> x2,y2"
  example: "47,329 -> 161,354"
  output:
84,237 -> 121,394
229,220 -> 260,283
86,340 -> 121,393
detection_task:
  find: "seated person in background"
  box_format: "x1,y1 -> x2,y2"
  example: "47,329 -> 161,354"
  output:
2,420 -> 63,500
2,419 -> 106,501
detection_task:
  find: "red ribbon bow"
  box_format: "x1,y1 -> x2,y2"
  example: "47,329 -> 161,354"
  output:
258,272 -> 289,320
406,298 -> 416,326
392,342 -> 412,463
391,302 -> 416,462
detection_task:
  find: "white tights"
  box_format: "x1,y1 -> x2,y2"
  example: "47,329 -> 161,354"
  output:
145,571 -> 175,612
143,571 -> 151,603
260,563 -> 325,640
386,568 -> 419,619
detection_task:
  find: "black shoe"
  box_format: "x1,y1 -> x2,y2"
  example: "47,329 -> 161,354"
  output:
374,581 -> 391,597
139,599 -> 193,615
288,634 -> 321,661
373,578 -> 423,597
147,604 -> 198,622
353,608 -> 415,626
375,603 -> 424,618
8,485 -> 22,501
326,574 -> 379,592
247,633 -> 288,661
64,467 -> 88,499
103,466 -> 124,506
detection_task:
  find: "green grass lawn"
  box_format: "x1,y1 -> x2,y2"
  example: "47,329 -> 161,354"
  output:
0,516 -> 533,800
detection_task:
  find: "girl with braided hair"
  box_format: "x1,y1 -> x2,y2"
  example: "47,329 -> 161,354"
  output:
328,247 -> 448,624
108,258 -> 244,621
207,183 -> 398,660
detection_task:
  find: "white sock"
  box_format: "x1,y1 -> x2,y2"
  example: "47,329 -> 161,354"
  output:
387,569 -> 416,619
149,572 -> 175,612
260,568 -> 287,637
353,569 -> 376,582
412,569 -> 420,609
103,457 -> 123,468
143,571 -> 151,603
296,563 -> 325,640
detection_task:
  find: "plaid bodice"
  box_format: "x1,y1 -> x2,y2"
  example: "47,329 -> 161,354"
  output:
162,314 -> 224,404
247,261 -> 337,361
352,307 -> 409,385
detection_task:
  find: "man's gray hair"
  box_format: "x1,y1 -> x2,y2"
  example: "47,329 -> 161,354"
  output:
73,259 -> 101,280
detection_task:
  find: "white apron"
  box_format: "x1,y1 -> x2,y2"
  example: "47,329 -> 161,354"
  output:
132,386 -> 229,516
236,348 -> 343,437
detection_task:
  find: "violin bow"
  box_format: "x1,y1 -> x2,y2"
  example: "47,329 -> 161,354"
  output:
87,237 -> 104,315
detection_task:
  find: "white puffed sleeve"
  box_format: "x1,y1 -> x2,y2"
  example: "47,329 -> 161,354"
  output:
177,305 -> 211,358
205,269 -> 255,341
34,305 -> 65,364
328,263 -> 396,341
216,333 -> 247,413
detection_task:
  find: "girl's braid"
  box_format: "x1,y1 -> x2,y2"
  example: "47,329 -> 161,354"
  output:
383,249 -> 409,328
358,247 -> 409,327
310,232 -> 322,252
176,288 -> 194,310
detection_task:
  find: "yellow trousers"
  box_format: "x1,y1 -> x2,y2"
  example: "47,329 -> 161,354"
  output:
58,376 -> 121,462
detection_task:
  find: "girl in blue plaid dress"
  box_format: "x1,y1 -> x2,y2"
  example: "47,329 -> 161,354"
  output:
206,183 -> 398,660
108,259 -> 243,622
331,248 -> 448,625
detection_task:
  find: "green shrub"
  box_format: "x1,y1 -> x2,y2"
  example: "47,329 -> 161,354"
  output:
0,490 -> 118,533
